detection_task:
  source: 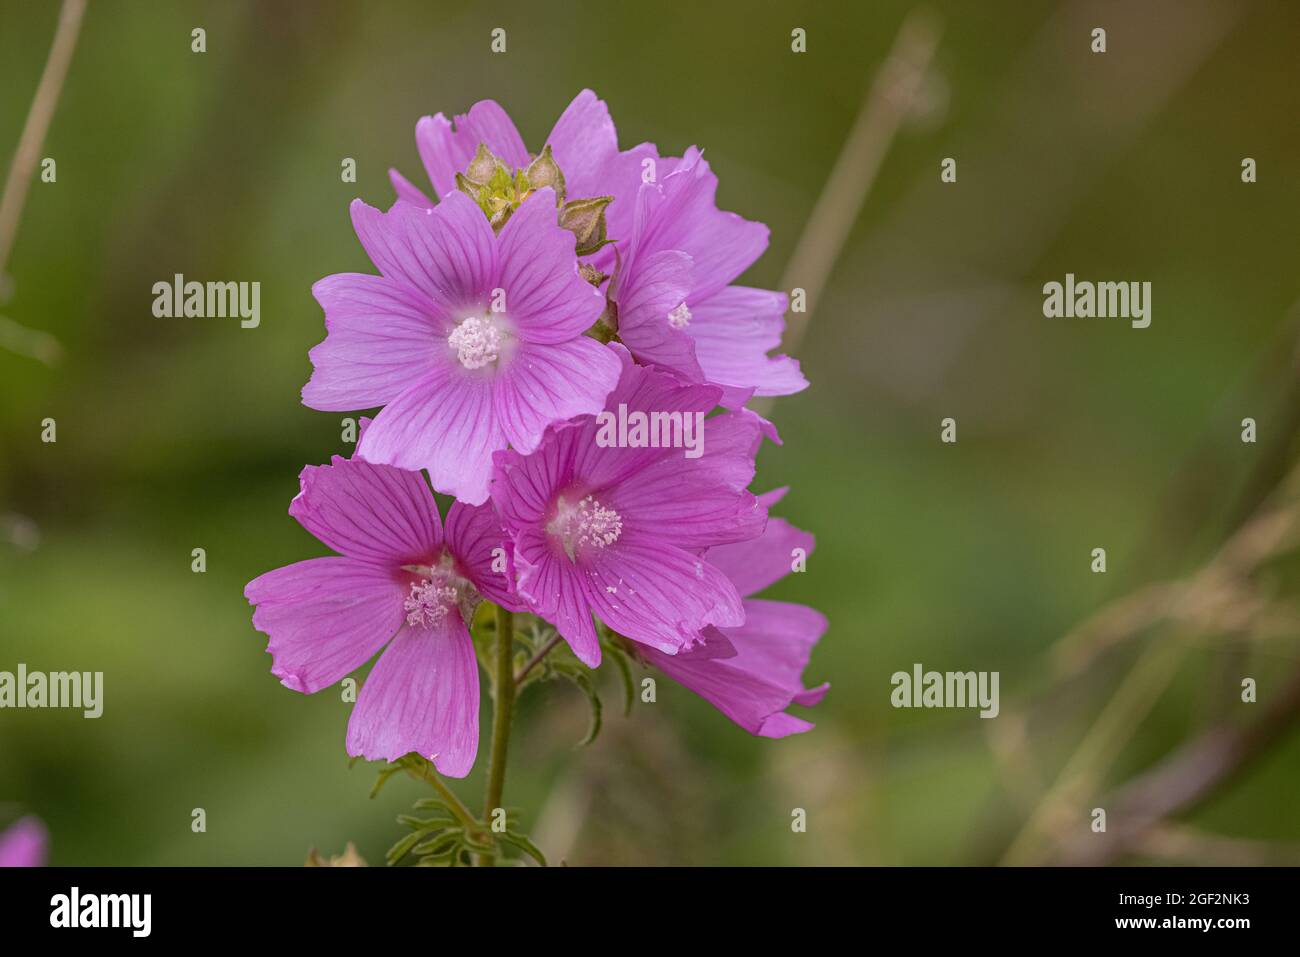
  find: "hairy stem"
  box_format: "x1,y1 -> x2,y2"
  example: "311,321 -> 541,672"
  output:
408,761 -> 482,838
477,605 -> 515,865
515,632 -> 563,684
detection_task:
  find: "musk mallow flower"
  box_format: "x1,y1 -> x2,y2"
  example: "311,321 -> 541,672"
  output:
635,489 -> 828,737
612,147 -> 808,408
0,816 -> 47,867
302,185 -> 620,505
245,455 -> 520,775
491,344 -> 769,668
389,89 -> 652,275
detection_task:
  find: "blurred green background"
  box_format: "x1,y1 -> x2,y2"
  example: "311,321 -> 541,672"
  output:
2,0 -> 1298,865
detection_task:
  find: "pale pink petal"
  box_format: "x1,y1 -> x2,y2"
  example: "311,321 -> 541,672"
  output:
389,168 -> 435,208
493,337 -> 621,453
246,557 -> 405,693
358,364 -> 505,505
544,90 -> 619,198
350,195 -> 495,317
614,248 -> 703,381
289,456 -> 442,565
687,286 -> 807,403
415,102 -> 529,200
346,619 -> 480,776
496,189 -> 605,343
303,273 -> 445,411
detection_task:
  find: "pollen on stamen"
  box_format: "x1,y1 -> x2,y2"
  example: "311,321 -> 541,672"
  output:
448,315 -> 502,369
667,302 -> 692,329
549,494 -> 623,560
404,579 -> 457,629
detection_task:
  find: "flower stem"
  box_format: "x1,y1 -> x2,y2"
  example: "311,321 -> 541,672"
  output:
477,605 -> 515,865
514,631 -> 563,684
408,761 -> 481,837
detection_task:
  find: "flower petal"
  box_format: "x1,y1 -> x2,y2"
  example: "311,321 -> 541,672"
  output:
494,337 -> 621,454
496,189 -> 605,343
511,526 -> 602,667
350,195 -> 496,318
345,619 -> 480,776
415,102 -> 529,200
686,286 -> 808,405
358,364 -> 505,505
585,533 -> 745,655
289,456 -> 442,565
614,248 -> 703,381
303,273 -> 444,411
443,500 -> 526,611
245,556 -> 405,693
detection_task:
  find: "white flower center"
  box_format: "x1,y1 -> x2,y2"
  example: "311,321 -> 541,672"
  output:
667,302 -> 692,329
548,494 -> 623,560
449,314 -> 503,369
403,578 -> 458,629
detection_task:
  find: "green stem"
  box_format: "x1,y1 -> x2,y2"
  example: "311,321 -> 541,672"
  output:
477,605 -> 516,866
408,762 -> 481,837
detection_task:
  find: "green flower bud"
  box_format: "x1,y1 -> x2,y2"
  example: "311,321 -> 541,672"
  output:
559,196 -> 615,256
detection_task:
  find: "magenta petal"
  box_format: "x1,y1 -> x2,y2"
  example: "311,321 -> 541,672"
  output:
303,273 -> 444,412
245,556 -> 404,693
544,90 -> 619,198
496,189 -> 605,343
511,526 -> 602,666
0,816 -> 47,867
289,456 -> 442,565
345,620 -> 480,776
687,286 -> 808,403
443,500 -> 526,611
641,598 -> 826,737
614,248 -> 704,381
706,513 -> 815,599
494,337 -> 620,453
586,534 -> 745,655
389,168 -> 435,208
415,102 -> 529,200
350,195 -> 495,318
637,148 -> 769,300
358,365 -> 504,505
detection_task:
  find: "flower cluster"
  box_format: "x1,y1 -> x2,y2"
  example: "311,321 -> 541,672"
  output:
247,91 -> 826,778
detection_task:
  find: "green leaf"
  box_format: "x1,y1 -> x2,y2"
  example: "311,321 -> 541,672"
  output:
569,669 -> 603,747
499,829 -> 548,866
603,640 -> 636,717
385,829 -> 425,866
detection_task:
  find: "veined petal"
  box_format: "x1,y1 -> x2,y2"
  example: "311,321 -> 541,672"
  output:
496,189 -> 605,343
358,364 -> 505,506
289,456 -> 442,565
345,619 -> 480,776
493,337 -> 620,454
246,556 -> 405,694
303,273 -> 445,411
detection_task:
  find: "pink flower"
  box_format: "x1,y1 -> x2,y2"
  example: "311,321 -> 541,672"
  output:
491,345 -> 769,667
637,489 -> 828,737
0,816 -> 47,867
389,89 -> 651,277
245,456 -> 519,775
613,148 -> 808,407
389,90 -> 806,409
303,186 -> 620,505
